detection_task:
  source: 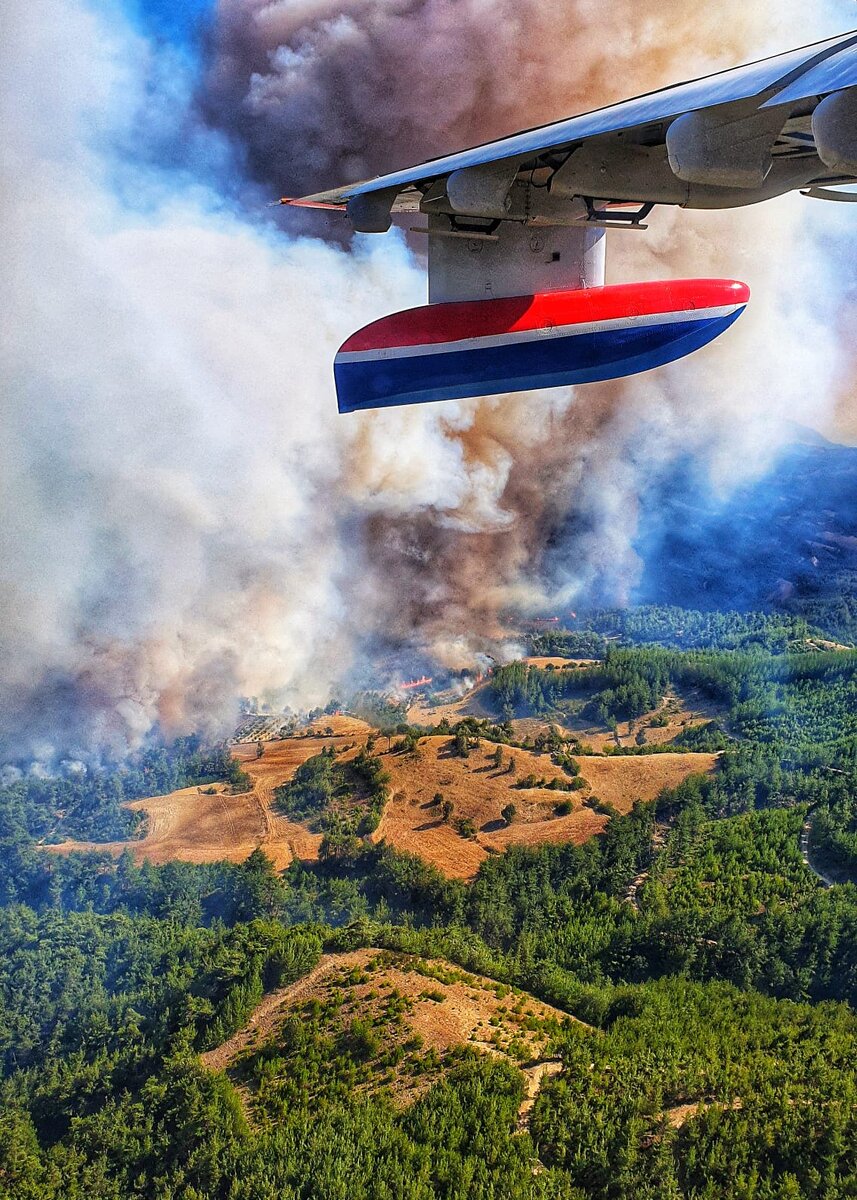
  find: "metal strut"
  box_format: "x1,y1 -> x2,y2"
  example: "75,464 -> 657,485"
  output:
583,199 -> 656,229
801,186 -> 857,202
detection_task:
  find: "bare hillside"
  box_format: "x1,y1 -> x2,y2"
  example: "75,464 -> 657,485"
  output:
201,948 -> 576,1112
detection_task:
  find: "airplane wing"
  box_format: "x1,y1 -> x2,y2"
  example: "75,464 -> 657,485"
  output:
279,30 -> 857,413
285,29 -> 857,224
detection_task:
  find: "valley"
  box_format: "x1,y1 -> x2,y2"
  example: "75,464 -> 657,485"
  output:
5,605 -> 856,1200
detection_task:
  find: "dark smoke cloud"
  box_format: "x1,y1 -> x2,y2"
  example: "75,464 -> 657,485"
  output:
1,0 -> 853,768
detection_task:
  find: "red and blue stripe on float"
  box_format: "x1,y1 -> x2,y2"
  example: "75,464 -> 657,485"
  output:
334,279 -> 750,413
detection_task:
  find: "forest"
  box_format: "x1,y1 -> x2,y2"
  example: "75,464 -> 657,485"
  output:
528,606 -> 820,656
492,641 -> 857,748
0,737 -> 250,844
0,605 -> 855,1198
275,746 -> 391,858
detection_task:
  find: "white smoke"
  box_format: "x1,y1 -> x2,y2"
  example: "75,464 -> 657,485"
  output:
1,0 -> 422,758
1,0 -> 854,766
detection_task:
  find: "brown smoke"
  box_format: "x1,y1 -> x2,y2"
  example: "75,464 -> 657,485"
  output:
203,0 -> 851,656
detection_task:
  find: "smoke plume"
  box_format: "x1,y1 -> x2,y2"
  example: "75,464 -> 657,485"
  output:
1,0 -> 854,767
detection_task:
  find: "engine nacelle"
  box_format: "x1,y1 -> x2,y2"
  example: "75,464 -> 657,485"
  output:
666,105 -> 786,189
812,88 -> 857,176
446,161 -> 519,218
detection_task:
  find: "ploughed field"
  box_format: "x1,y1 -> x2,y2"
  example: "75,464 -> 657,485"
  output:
47,713 -> 717,879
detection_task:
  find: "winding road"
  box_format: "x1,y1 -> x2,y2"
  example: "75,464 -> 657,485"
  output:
800,813 -> 836,889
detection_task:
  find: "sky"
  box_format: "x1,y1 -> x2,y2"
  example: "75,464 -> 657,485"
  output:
132,0 -> 212,42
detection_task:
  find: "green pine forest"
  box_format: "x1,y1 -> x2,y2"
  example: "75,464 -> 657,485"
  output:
1,606 -> 856,1199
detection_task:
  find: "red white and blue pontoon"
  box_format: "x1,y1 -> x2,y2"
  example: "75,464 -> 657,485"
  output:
334,280 -> 749,413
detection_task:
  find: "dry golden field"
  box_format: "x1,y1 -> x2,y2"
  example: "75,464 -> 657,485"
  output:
47,709 -> 717,879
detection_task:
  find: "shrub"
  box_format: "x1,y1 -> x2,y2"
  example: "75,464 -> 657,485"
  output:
456,817 -> 477,839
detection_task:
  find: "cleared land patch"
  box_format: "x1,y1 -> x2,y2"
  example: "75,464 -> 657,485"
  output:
440,663 -> 729,753
46,781 -> 272,866
47,714 -> 717,878
373,736 -> 717,880
576,752 -> 719,813
523,656 -> 598,670
538,686 -> 727,754
406,681 -> 496,726
375,736 -> 603,880
201,948 -> 574,1111
615,687 -> 726,748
